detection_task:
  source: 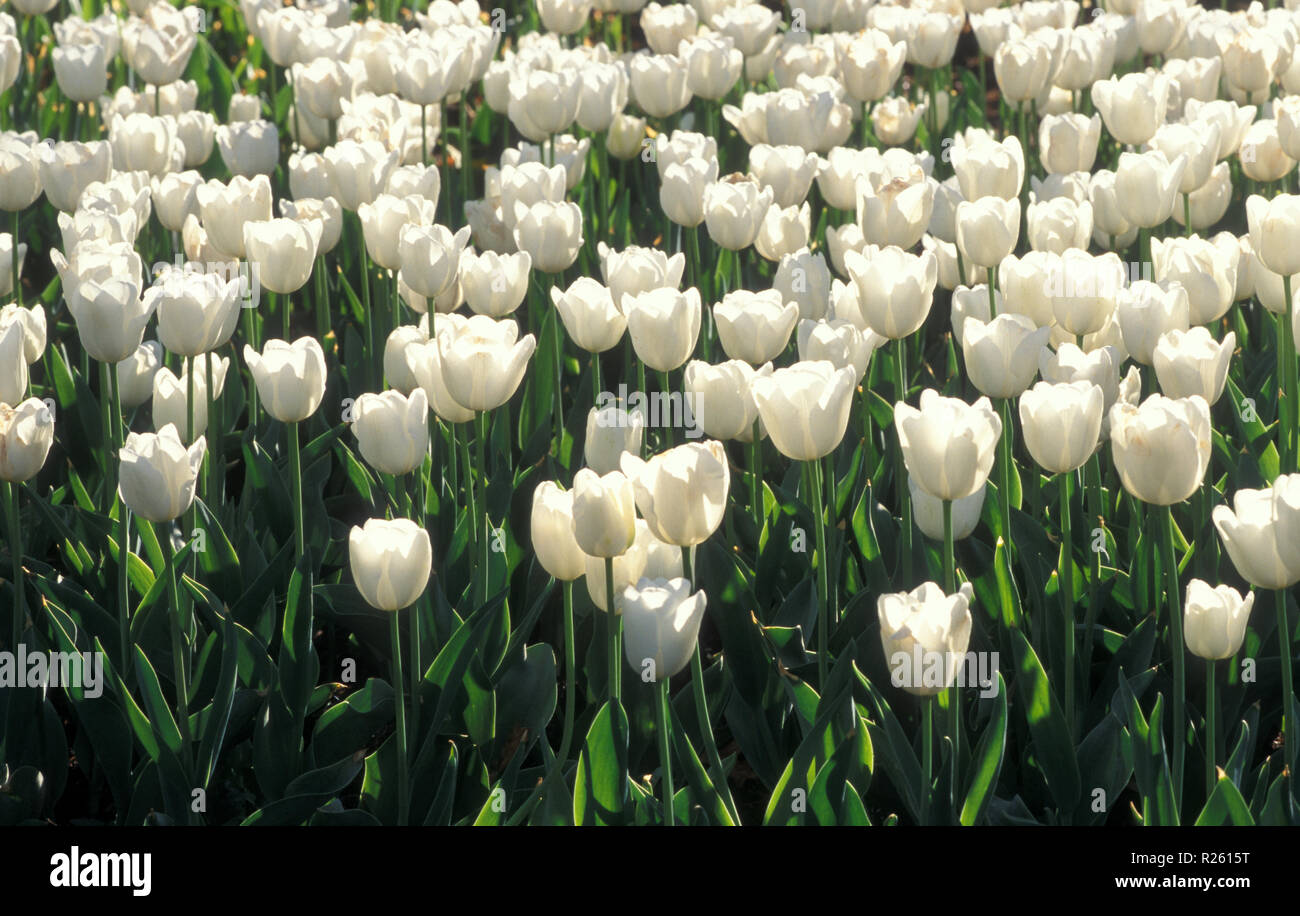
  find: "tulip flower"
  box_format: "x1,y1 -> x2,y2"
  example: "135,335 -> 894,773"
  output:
962,314 -> 1051,400
435,314 -> 536,413
956,197 -> 1020,270
585,397 -> 646,475
623,287 -> 702,374
0,397 -> 53,484
68,276 -> 155,365
1109,394 -> 1211,507
511,200 -> 583,274
118,424 -> 206,524
839,30 -> 906,103
1116,280 -> 1191,366
910,477 -> 985,543
951,132 -> 1025,202
1039,113 -> 1101,175
1115,149 -> 1187,230
1153,328 -> 1234,406
1027,198 -> 1093,255
244,337 -> 328,424
352,389 -> 430,477
195,174 -> 272,259
750,360 -> 856,462
398,224 -> 470,300
148,268 -> 243,358
117,340 -> 164,410
552,277 -> 626,354
1090,72 -> 1172,146
571,468 -> 637,559
349,517 -> 433,612
1019,381 -> 1105,476
531,481 -> 587,583
622,576 -> 706,683
216,120 -> 279,177
620,440 -> 730,547
713,289 -> 799,366
797,318 -> 882,384
152,356 -> 229,444
843,246 -> 938,339
459,250 -> 531,319
404,337 -> 476,426
856,172 -> 935,250
895,389 -> 1003,503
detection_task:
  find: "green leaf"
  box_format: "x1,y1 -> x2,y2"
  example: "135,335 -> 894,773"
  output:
1011,629 -> 1080,813
1195,774 -> 1255,826
960,672 -> 1008,826
574,700 -> 630,826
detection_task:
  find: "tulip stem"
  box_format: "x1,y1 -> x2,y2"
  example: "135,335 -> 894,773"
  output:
750,420 -> 763,538
942,499 -> 955,593
921,697 -> 933,826
459,96 -> 471,212
605,555 -> 620,704
160,523 -> 190,753
1205,657 -> 1217,801
1060,473 -> 1076,739
288,421 -> 304,558
1159,505 -> 1185,811
986,267 -> 997,318
10,210 -> 18,307
457,424 -> 476,590
314,255 -> 329,342
420,101 -> 428,166
1277,587 -> 1297,796
655,678 -> 675,826
551,278 -> 564,455
1182,193 -> 1192,237
1083,455 -> 1103,695
805,459 -> 830,688
476,411 -> 490,607
894,339 -> 913,584
205,352 -> 217,503
4,482 -> 22,651
598,135 -> 611,249
110,365 -> 131,674
659,370 -> 674,448
998,398 -> 1014,560
1284,274 -> 1298,474
389,605 -> 409,826
591,351 -> 602,407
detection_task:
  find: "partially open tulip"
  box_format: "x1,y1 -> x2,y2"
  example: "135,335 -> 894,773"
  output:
435,315 -> 536,412
1246,193 -> 1300,278
623,287 -> 702,372
962,314 -> 1051,400
1109,394 -> 1211,505
0,302 -> 44,365
244,337 -> 328,423
69,276 -> 155,364
195,174 -> 272,258
844,246 -> 938,339
1115,149 -> 1187,229
1151,235 -> 1237,326
750,360 -> 856,461
620,440 -> 730,546
553,277 -> 626,353
1047,250 -> 1126,338
878,581 -> 975,696
0,397 -> 54,482
118,424 -> 206,523
839,30 -> 906,103
217,119 -> 279,178
531,482 -> 587,582
349,518 -> 433,611
53,42 -> 106,103
895,388 -> 1003,501
1116,280 -> 1190,366
703,177 -> 774,250
512,200 -> 583,273
797,318 -> 882,383
683,359 -> 769,442
1039,113 -> 1101,175
856,172 -> 934,250
1027,198 -> 1092,254
117,340 -> 164,409
951,132 -> 1024,202
1153,327 -> 1234,405
1213,476 -> 1300,589
1019,380 -> 1105,474
459,249 -> 531,319
713,289 -> 799,365
1184,580 -> 1255,661
572,467 -> 637,558
585,404 -> 645,475
398,224 -> 470,299
1090,72 -> 1172,146
956,197 -> 1020,269
352,388 -> 429,476
621,578 -> 708,681
148,268 -> 242,357
404,336 -> 476,425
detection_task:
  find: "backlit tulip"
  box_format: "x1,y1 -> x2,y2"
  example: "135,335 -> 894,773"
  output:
436,314 -> 537,412
629,52 -> 692,119
460,249 -> 531,318
152,355 -> 228,441
1153,327 -> 1234,406
797,318 -> 882,383
623,287 -> 702,372
0,397 -> 53,483
962,314 -> 1052,400
349,518 -> 433,611
683,359 -> 769,443
244,337 -> 327,423
585,403 -> 645,476
1039,113 -> 1101,175
704,177 -> 774,251
118,424 -> 206,524
620,440 -> 730,547
1019,380 -> 1104,474
713,289 -> 799,365
621,578 -> 707,681
552,277 -> 625,353
839,30 -> 906,102
1047,249 -> 1126,337
53,42 -> 106,103
195,174 -> 272,259
751,360 -> 856,461
856,171 -> 934,249
512,200 -> 583,273
148,268 -> 242,357
404,336 -> 476,425
956,197 -> 1020,269
911,478 -> 985,542
1213,476 -> 1300,590
878,581 -> 975,696
1116,280 -> 1190,366
531,481 -> 587,582
844,246 -> 938,339
1109,394 -> 1211,505
352,388 -> 429,476
69,276 -> 154,365
1184,580 -> 1255,661
1115,149 -> 1187,229
773,248 -> 831,321
116,340 -> 164,409
0,134 -> 41,211
1090,72 -> 1172,146
583,519 -> 652,613
1246,193 -> 1300,278
951,132 -> 1025,202
895,388 -> 1002,502
1151,235 -> 1237,326
398,224 -> 470,299
572,467 -> 637,558
1239,120 -> 1295,183
0,302 -> 43,365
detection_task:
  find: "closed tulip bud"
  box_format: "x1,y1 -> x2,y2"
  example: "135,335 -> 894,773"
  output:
1116,280 -> 1190,366
508,69 -> 581,142
845,245 -> 938,339
1117,149 -> 1187,229
623,287 -> 702,372
704,177 -> 773,251
148,268 -> 242,358
325,140 -> 399,211
0,35 -> 17,96
643,2 -> 698,55
151,170 -> 202,233
839,29 -> 906,102
956,197 -> 1020,270
1153,327 -> 1234,406
994,251 -> 1054,328
459,249 -> 530,319
1213,475 -> 1300,590
1090,72 -> 1172,146
280,196 -> 342,255
384,326 -> 427,395
1109,394 -> 1211,505
53,42 -> 106,103
351,388 -> 428,476
1219,28 -> 1280,100
359,194 -> 434,272
1240,120 -> 1295,183
288,150 -> 336,201
572,467 -> 637,558
680,33 -> 743,101
118,424 -> 206,523
0,302 -> 43,365
753,201 -> 810,262
583,518 -> 652,613
773,248 -> 831,321
397,224 -> 470,299
751,360 -> 856,461
1047,249 -> 1125,337
713,289 -> 799,365
1027,198 -> 1093,255
895,388 -> 1002,501
683,359 -> 769,442
69,276 -> 154,364
621,578 -> 707,681
1019,380 -> 1105,474
1172,162 -> 1232,232
1039,113 -> 1101,175
1150,122 -> 1220,196
386,163 -> 440,205
349,518 -> 433,611
575,61 -> 628,133
950,284 -> 996,347
0,395 -> 52,482
0,321 -> 24,405
879,581 -> 975,696
511,200 -> 583,274
244,337 -> 327,423
0,134 -> 42,211
963,314 -> 1052,400
608,114 -> 648,161
856,173 -> 934,250
797,318 -> 882,383
1184,580 -> 1254,661
116,340 -> 163,409
219,118 -> 280,174
910,478 -> 985,542
950,132 -> 1025,203
175,110 -> 215,167
660,156 -> 718,228
403,336 -> 476,425
152,356 -> 229,442
1151,235 -> 1237,325
530,481 -> 587,582
552,277 -> 625,353
585,403 -> 645,476
629,52 -> 693,119
620,440 -> 730,547
195,174 -> 272,258
436,314 -> 537,412
1246,193 -> 1300,277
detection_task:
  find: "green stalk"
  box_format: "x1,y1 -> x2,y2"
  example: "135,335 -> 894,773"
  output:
921,697 -> 933,826
1285,274 -> 1298,474
942,499 -> 955,593
655,678 -> 675,826
288,422 -> 304,557
942,497 -> 959,803
476,411 -> 490,607
4,482 -> 22,650
1277,311 -> 1291,472
457,423 -> 476,588
1183,193 -> 1192,237
243,308 -> 260,421
598,135 -> 611,249
1159,505 -> 1185,810
1083,455 -> 1103,687
605,555 -> 620,704
205,351 -> 217,501
441,102 -> 451,227
807,459 -> 830,688
999,399 -> 1014,560
894,339 -> 913,583
407,473 -> 421,705
659,370 -> 675,448
750,420 -> 763,537
592,351 -> 602,406
161,523 -> 190,753
314,255 -> 329,341
389,606 -> 410,826
1060,473 -> 1075,737
110,364 -> 130,674
551,276 -> 564,454
987,266 -> 997,318
459,96 -> 471,215
1205,657 -> 1217,800
10,210 -> 18,306
1277,588 -> 1296,794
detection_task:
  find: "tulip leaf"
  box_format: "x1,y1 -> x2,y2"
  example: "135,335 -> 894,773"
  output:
1011,629 -> 1080,814
960,672 -> 1008,826
574,700 -> 629,826
1114,672 -> 1179,827
1195,774 -> 1255,826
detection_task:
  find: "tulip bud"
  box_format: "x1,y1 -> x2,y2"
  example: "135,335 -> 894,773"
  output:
962,314 -> 1052,399
1213,475 -> 1300,590
571,467 -> 637,558
0,397 -> 54,482
244,336 -> 328,424
1018,380 -> 1105,475
878,582 -> 975,696
531,482 -> 587,582
349,518 -> 433,611
512,200 -> 583,273
956,197 -> 1020,269
152,355 -> 229,442
621,578 -> 707,681
53,42 -> 107,103
68,276 -> 154,364
118,424 -> 206,523
1090,72 -> 1172,146
585,403 -> 645,475
683,359 -> 769,443
583,519 -> 652,613
0,134 -> 42,211
459,250 -> 531,319
1116,280 -> 1190,366
148,267 -> 243,357
1151,235 -> 1237,326
398,224 -> 470,299
895,388 -> 1003,501
1184,580 -> 1254,661
844,245 -> 938,339
623,287 -> 702,372
404,335 -> 476,425
0,302 -> 44,365
552,277 -> 626,353
713,289 -> 799,365
910,478 -> 985,542
620,440 -> 730,547
195,174 -> 273,258
352,388 -> 429,476
1153,327 -> 1234,406
1109,394 -> 1211,505
116,340 -> 164,409
751,360 -> 856,461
